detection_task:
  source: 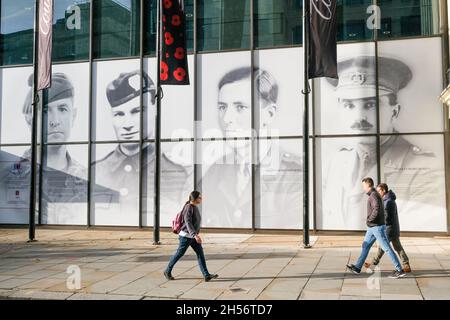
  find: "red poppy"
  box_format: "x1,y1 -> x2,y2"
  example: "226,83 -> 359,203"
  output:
171,15 -> 181,26
163,0 -> 172,9
160,71 -> 169,81
166,53 -> 170,59
174,47 -> 185,60
164,32 -> 174,46
160,61 -> 169,74
162,15 -> 166,23
173,67 -> 186,82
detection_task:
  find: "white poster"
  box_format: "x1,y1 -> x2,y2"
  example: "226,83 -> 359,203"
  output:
93,59 -> 143,142
143,142 -> 194,227
380,134 -> 447,232
0,66 -> 34,144
315,42 -> 376,135
316,136 -> 378,231
378,37 -> 444,133
254,47 -> 305,137
91,143 -> 139,226
144,56 -> 195,140
198,51 -> 252,139
41,144 -> 88,225
0,146 -> 31,224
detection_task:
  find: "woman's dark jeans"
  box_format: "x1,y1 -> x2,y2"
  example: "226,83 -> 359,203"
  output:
166,235 -> 210,277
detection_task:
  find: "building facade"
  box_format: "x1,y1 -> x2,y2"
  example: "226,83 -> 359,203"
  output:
0,0 -> 449,232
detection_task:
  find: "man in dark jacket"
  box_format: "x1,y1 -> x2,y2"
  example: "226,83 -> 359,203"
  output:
346,178 -> 406,278
364,183 -> 411,272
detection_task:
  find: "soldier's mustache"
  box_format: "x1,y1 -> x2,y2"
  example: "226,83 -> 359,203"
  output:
350,120 -> 373,130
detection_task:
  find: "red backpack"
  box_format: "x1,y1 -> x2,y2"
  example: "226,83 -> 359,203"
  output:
172,204 -> 187,234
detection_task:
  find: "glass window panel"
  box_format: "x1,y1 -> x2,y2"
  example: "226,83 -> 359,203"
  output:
380,134 -> 447,232
93,0 -> 140,59
254,0 -> 302,48
53,0 -> 90,62
198,51 -> 251,139
255,138 -> 304,229
198,0 -> 250,51
0,0 -> 34,66
254,47 -> 311,137
41,144 -> 88,225
142,141 -> 193,227
337,0 -> 373,41
316,136 -> 378,230
315,42 -> 376,135
0,146 -> 32,224
200,140 -> 252,228
378,0 -> 439,39
93,59 -> 142,142
41,63 -> 90,143
91,143 -> 139,226
378,37 -> 444,133
0,66 -> 34,144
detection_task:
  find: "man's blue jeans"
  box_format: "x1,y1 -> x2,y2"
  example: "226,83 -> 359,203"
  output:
355,225 -> 402,272
166,235 -> 210,277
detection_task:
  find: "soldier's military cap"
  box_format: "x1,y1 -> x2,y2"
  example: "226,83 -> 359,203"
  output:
327,56 -> 412,100
23,73 -> 74,115
106,70 -> 156,108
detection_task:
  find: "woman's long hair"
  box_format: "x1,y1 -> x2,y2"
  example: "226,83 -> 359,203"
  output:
186,191 -> 201,205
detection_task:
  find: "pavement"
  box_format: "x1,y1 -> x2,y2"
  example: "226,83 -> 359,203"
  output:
0,228 -> 449,300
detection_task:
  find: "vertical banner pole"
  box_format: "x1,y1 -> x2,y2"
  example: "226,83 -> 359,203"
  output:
154,0 -> 162,245
29,0 -> 40,242
302,0 -> 311,248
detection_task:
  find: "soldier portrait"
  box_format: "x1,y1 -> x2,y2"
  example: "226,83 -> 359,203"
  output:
0,72 -> 88,224
92,70 -> 192,225
320,56 -> 446,230
201,67 -> 303,228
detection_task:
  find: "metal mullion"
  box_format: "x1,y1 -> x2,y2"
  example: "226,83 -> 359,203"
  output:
87,0 -> 94,228
250,0 -> 256,231
138,0 -> 144,229
194,0 -> 201,195
373,0 -> 382,187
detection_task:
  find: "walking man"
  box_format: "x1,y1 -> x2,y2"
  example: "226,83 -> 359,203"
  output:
346,178 -> 406,278
364,183 -> 411,272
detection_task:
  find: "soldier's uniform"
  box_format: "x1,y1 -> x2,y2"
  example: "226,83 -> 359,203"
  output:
322,56 -> 446,230
92,70 -> 192,225
93,144 -> 192,225
200,146 -> 303,229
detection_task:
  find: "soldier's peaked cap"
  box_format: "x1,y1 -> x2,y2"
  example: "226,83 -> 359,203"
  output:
106,70 -> 155,108
326,56 -> 412,100
23,73 -> 74,115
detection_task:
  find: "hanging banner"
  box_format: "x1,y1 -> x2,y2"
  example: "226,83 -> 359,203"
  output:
37,0 -> 53,90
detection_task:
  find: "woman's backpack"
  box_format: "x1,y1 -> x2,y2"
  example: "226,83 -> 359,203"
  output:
172,204 -> 187,234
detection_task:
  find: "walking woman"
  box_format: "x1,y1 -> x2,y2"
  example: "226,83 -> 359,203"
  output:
164,191 -> 219,282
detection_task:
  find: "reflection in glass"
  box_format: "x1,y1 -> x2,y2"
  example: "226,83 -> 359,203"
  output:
53,0 -> 90,61
93,0 -> 140,58
0,0 -> 34,66
198,0 -> 250,51
254,0 -> 302,48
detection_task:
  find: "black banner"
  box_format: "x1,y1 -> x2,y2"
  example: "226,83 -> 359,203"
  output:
37,0 -> 53,90
160,0 -> 190,85
308,0 -> 338,79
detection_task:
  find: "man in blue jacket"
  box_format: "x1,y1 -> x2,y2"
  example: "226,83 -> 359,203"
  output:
364,183 -> 411,273
346,177 -> 406,278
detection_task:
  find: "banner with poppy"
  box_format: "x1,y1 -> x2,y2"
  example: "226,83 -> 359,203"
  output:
160,0 -> 190,85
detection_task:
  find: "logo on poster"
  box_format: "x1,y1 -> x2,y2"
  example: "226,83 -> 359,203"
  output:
39,0 -> 52,35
